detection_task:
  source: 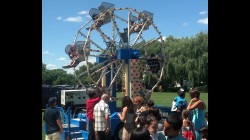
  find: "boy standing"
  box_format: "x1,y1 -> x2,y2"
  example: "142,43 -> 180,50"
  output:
171,88 -> 188,114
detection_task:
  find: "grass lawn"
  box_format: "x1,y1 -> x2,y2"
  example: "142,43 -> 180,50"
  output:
42,92 -> 208,139
116,92 -> 208,111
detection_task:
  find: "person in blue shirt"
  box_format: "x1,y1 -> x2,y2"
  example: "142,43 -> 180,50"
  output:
44,97 -> 64,140
171,88 -> 188,115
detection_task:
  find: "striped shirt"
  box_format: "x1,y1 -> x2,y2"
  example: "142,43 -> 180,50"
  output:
94,100 -> 110,131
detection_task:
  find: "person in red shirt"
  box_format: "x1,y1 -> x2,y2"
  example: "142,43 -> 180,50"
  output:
86,87 -> 103,140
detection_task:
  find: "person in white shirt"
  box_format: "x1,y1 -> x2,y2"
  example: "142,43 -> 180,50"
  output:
93,94 -> 111,140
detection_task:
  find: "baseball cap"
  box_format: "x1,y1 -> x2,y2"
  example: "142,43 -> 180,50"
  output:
48,97 -> 57,104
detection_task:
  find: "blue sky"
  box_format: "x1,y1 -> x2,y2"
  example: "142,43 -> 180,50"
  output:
42,0 -> 208,74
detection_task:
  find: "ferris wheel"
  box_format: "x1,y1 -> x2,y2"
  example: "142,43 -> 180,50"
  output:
63,2 -> 168,99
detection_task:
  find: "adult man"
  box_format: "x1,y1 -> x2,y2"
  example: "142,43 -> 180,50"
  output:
93,94 -> 111,140
86,87 -> 102,140
44,97 -> 64,140
158,113 -> 186,140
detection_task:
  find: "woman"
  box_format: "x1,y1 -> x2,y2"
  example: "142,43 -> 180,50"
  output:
187,88 -> 207,140
117,96 -> 136,140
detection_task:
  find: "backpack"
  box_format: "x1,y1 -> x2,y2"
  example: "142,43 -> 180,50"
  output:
183,130 -> 196,140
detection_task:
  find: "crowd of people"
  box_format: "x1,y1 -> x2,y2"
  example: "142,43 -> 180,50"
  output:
43,86 -> 208,140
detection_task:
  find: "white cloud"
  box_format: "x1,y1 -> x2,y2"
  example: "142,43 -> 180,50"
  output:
78,11 -> 89,15
46,64 -> 57,70
58,57 -> 67,61
88,58 -> 96,64
42,51 -> 54,55
56,16 -> 62,20
86,15 -> 91,19
64,16 -> 83,22
64,62 -> 85,74
64,59 -> 97,74
199,11 -> 207,15
197,17 -> 208,25
182,22 -> 188,27
42,51 -> 50,55
157,36 -> 166,42
65,68 -> 75,74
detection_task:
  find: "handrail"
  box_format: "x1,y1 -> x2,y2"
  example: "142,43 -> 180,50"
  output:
67,107 -> 72,139
55,106 -> 70,124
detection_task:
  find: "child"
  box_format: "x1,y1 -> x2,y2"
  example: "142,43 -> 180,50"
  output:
171,88 -> 188,114
145,115 -> 159,140
181,109 -> 196,140
68,45 -> 80,66
199,126 -> 208,140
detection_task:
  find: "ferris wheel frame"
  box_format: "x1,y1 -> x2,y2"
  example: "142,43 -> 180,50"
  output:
66,2 -> 167,98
